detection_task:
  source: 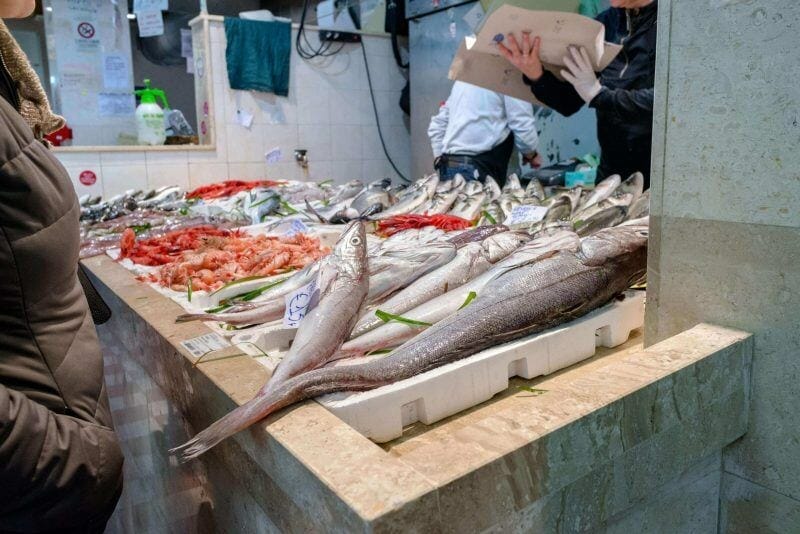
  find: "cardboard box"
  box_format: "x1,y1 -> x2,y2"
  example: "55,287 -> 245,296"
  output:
449,5 -> 621,105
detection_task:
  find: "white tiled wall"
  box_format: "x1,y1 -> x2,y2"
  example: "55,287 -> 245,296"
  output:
56,19 -> 411,197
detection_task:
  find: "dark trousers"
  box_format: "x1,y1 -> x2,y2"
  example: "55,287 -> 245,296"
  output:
438,133 -> 515,187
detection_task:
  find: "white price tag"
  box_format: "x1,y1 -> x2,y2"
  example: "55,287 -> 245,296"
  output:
283,278 -> 318,328
504,205 -> 548,226
180,332 -> 230,359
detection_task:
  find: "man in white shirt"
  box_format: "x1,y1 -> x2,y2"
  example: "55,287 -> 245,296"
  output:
428,81 -> 540,185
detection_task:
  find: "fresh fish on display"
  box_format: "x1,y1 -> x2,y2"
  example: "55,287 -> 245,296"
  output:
415,174 -> 464,215
478,200 -> 506,226
480,230 -> 531,262
446,224 -> 509,247
373,174 -> 439,219
170,223 -> 369,461
578,174 -> 621,212
542,196 -> 572,224
339,231 -> 578,357
575,206 -> 628,236
448,180 -> 487,221
137,186 -> 182,209
366,242 -> 457,305
483,176 -> 503,202
614,172 -> 644,206
170,225 -> 647,461
351,242 -> 493,338
328,179 -> 364,205
525,178 -> 546,201
350,178 -> 392,217
243,190 -> 280,224
530,220 -> 575,239
502,174 -> 526,200
626,190 -> 650,220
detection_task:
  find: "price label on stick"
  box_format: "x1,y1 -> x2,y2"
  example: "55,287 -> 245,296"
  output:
504,205 -> 548,226
283,278 -> 319,328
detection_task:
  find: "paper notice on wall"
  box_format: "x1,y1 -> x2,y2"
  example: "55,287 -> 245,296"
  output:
283,278 -> 319,329
102,54 -> 129,90
98,93 -> 136,117
236,108 -> 255,129
137,10 -> 164,38
133,0 -> 168,13
265,147 -> 282,164
186,56 -> 195,74
180,28 -> 193,58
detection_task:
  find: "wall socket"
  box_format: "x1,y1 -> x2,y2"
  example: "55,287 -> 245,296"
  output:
319,30 -> 362,43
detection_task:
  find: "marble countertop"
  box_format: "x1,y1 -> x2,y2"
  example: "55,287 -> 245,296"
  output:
83,253 -> 753,532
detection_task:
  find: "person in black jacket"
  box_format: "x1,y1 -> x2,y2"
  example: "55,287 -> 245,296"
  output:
498,0 -> 657,188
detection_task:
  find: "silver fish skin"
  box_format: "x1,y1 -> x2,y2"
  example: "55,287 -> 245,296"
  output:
615,172 -> 644,206
483,176 -> 503,202
478,200 -> 505,226
170,226 -> 642,461
367,242 -> 457,304
351,178 -> 391,215
543,196 -> 572,223
626,189 -> 650,220
481,231 -> 531,263
351,242 -> 492,337
578,175 -> 621,212
526,178 -> 546,201
575,206 -> 627,236
503,173 -> 525,199
171,222 -> 369,461
446,224 -> 509,247
329,179 -> 364,204
374,174 -> 439,219
416,174 -> 464,214
449,180 -> 486,221
338,231 -> 579,357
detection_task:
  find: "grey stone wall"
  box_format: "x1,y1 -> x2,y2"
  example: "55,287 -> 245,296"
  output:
646,0 -> 800,531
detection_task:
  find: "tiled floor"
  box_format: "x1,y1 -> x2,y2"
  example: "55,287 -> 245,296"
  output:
99,327 -> 217,534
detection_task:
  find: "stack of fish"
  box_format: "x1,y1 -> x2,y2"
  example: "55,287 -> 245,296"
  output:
170,218 -> 649,461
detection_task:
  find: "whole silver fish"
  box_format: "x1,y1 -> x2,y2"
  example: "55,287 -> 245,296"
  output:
138,186 -> 182,209
626,189 -> 650,220
575,206 -> 627,236
170,225 -> 645,461
351,242 -> 493,338
614,172 -> 644,206
338,231 -> 578,357
373,174 -> 439,219
416,174 -> 464,215
483,176 -> 503,202
543,196 -> 572,223
446,224 -> 509,247
171,222 -> 369,461
329,179 -> 364,204
351,178 -> 391,216
578,175 -> 621,212
526,178 -> 546,201
503,173 -> 526,200
449,180 -> 487,221
367,242 -> 456,304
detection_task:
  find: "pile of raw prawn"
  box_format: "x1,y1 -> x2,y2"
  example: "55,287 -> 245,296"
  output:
375,214 -> 472,237
120,225 -> 235,266
185,180 -> 285,200
133,230 -> 327,292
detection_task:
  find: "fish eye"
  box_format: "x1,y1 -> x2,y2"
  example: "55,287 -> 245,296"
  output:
351,236 -> 362,245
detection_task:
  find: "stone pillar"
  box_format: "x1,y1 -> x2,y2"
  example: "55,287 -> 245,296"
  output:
646,0 -> 800,530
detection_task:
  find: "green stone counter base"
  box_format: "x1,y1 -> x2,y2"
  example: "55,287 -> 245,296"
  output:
83,254 -> 753,532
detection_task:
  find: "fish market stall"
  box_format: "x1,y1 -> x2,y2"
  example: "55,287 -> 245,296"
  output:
81,176 -> 753,531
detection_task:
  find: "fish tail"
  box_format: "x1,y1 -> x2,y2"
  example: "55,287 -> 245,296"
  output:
169,385 -> 299,462
170,367 -> 380,462
175,313 -> 213,323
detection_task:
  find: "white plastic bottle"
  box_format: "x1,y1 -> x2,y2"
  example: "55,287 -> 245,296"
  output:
134,79 -> 169,145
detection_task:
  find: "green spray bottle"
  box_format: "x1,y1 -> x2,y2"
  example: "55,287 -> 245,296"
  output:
134,79 -> 170,145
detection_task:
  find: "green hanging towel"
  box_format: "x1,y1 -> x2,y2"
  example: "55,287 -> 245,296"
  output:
224,18 -> 291,97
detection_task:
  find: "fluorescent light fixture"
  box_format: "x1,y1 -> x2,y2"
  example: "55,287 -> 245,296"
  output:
127,13 -> 136,20
45,6 -> 53,11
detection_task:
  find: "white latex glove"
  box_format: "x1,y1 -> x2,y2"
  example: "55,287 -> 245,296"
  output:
561,47 -> 604,103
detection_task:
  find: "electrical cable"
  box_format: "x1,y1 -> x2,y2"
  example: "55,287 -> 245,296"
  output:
296,0 -> 349,59
360,41 -> 410,183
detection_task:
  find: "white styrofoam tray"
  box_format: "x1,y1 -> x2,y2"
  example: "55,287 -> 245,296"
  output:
316,290 -> 645,443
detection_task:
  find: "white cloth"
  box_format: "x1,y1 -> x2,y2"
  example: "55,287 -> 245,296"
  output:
428,81 -> 539,158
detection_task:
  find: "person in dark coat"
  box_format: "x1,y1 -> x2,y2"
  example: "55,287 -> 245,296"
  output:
0,2 -> 124,532
498,0 -> 658,188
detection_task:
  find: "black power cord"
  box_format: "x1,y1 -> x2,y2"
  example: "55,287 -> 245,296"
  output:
295,0 -> 347,59
360,41 -> 410,183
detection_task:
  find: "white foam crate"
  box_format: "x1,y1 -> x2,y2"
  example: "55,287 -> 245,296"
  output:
317,290 -> 645,443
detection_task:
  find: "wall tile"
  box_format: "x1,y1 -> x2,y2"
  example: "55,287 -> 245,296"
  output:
147,163 -> 190,190
145,151 -> 189,165
102,164 -> 149,197
263,124 -> 299,159
331,160 -> 362,184
329,88 -> 370,126
267,162 -> 302,182
295,84 -> 331,126
228,162 -> 268,180
306,160 -> 333,182
100,152 -> 147,166
298,124 -> 332,162
330,125 -> 361,161
188,162 -> 229,187
225,123 -> 265,163
55,151 -> 101,167
374,90 -> 405,127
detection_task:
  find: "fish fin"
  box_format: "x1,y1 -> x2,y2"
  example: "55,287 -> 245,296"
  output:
486,249 -> 562,285
304,199 -> 328,223
175,313 -> 212,323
